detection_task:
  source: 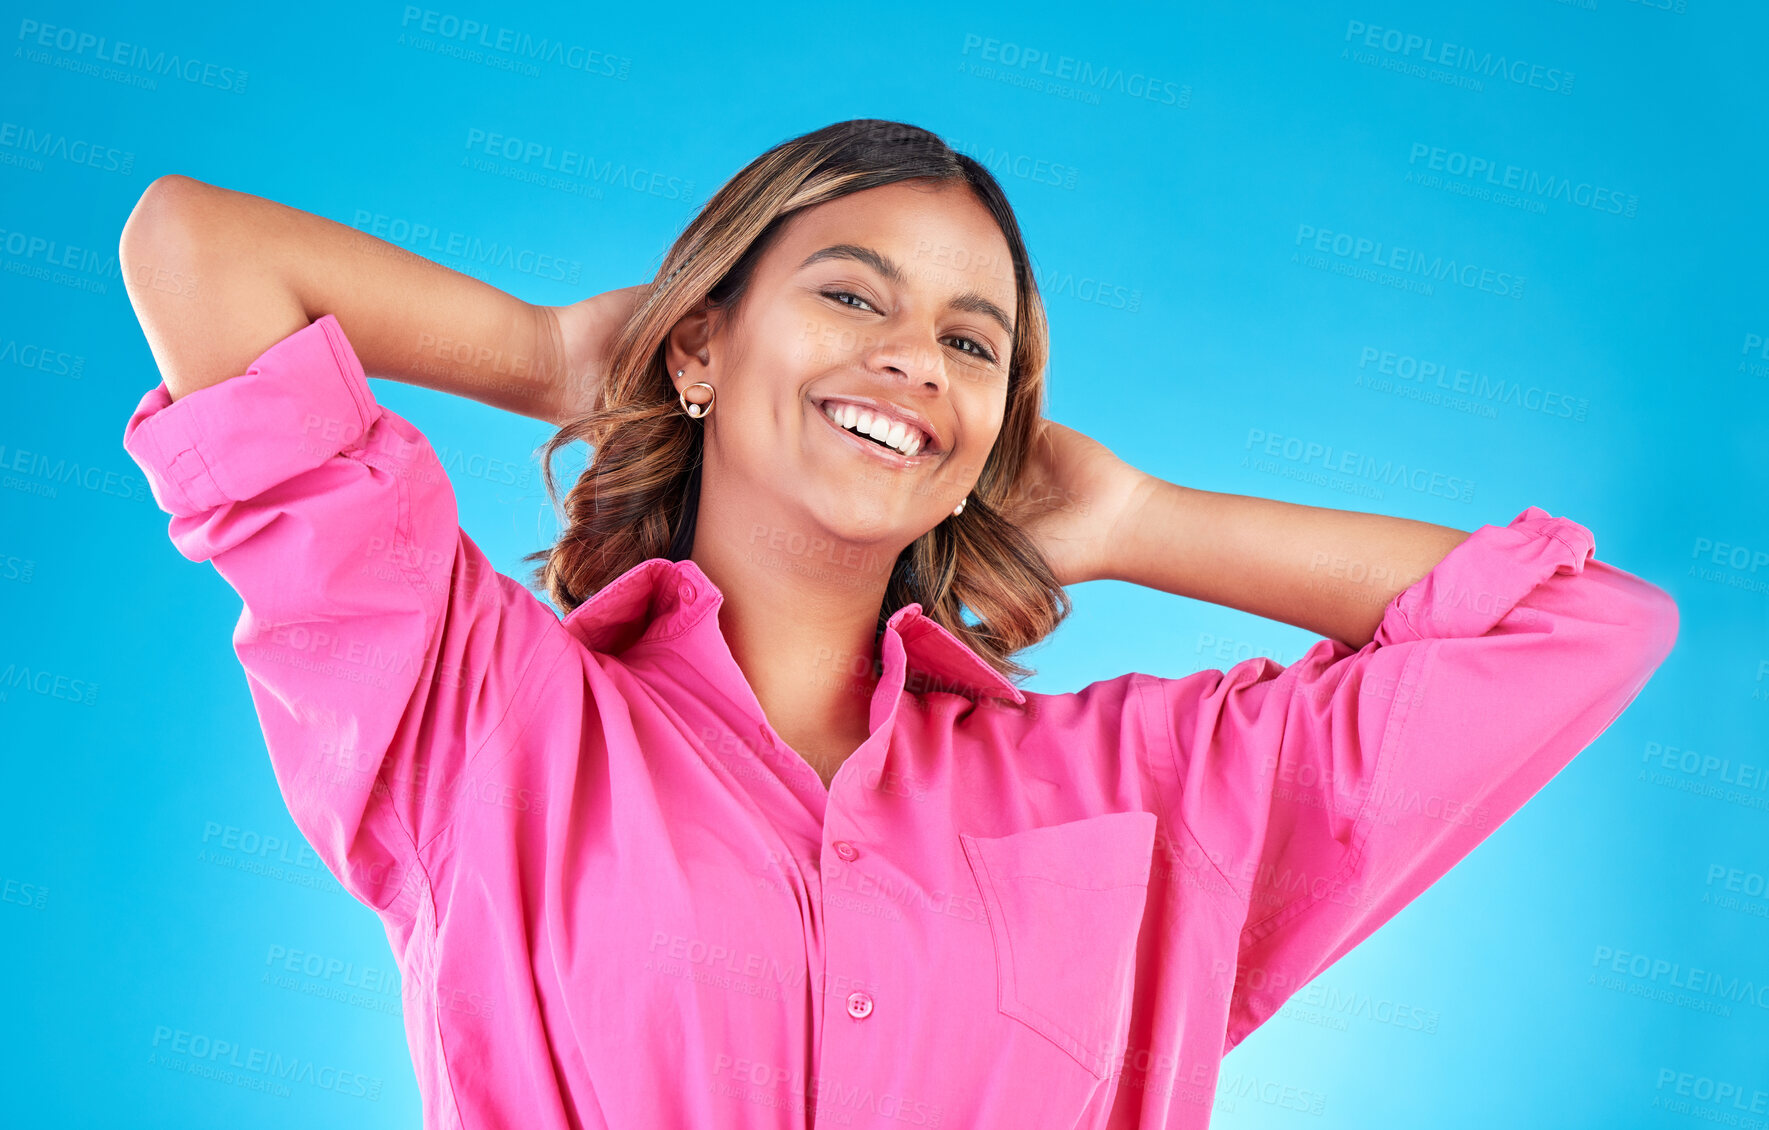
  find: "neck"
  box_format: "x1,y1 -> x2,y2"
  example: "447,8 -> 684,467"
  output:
688,497 -> 902,762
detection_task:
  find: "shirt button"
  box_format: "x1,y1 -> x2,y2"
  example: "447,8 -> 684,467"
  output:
833,841 -> 859,862
680,581 -> 698,602
846,991 -> 873,1019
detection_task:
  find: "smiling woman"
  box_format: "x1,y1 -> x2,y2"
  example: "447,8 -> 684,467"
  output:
118,117 -> 1678,1130
530,122 -> 1067,700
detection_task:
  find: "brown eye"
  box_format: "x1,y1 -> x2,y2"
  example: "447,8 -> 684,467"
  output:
947,336 -> 998,364
823,289 -> 877,312
825,289 -> 999,365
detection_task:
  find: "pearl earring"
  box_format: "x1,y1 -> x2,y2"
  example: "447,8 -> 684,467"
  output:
952,496 -> 967,517
676,369 -> 715,419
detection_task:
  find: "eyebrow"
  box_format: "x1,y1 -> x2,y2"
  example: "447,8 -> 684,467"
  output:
798,243 -> 1016,343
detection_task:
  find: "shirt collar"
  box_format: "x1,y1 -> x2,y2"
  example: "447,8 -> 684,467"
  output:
559,557 -> 1026,706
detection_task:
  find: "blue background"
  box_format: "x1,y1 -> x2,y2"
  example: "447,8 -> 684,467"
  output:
3,0 -> 1763,1126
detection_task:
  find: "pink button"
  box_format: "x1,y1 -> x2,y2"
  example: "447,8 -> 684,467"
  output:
846,991 -> 873,1019
680,581 -> 697,602
833,841 -> 858,862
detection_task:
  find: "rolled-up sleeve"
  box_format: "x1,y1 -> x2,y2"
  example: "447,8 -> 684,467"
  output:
123,314 -> 568,915
1134,505 -> 1679,1053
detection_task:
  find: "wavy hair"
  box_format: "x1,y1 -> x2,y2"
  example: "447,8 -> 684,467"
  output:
523,119 -> 1068,683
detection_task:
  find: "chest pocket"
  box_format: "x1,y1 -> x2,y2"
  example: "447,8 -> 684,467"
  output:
959,810 -> 1156,1081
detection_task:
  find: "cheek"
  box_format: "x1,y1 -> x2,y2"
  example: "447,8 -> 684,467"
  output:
710,402 -> 780,464
704,378 -> 808,470
966,397 -> 1010,453
958,410 -> 1009,484
788,318 -> 848,368
753,300 -> 830,368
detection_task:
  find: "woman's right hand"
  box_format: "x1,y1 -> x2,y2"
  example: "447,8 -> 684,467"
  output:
540,283 -> 654,426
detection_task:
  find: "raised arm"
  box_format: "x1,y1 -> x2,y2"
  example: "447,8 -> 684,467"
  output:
1135,505 -> 1677,1050
999,416 -> 1475,649
1005,418 -> 1677,1052
1104,482 -> 1473,650
119,172 -> 619,424
117,176 -> 589,916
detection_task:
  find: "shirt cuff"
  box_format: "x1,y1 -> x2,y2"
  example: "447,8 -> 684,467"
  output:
1374,505 -> 1596,646
121,314 -> 377,518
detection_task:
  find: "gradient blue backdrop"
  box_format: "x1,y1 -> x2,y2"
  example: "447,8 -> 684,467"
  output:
3,0 -> 1763,1126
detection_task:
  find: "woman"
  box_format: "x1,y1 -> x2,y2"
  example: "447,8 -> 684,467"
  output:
119,120 -> 1677,1129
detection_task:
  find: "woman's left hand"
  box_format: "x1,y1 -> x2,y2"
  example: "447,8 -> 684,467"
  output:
998,418 -> 1148,588
541,283 -> 654,425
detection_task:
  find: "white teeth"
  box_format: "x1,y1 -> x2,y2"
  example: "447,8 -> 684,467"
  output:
820,401 -> 930,457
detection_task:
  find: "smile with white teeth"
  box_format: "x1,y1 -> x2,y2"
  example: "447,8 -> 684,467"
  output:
820,401 -> 928,457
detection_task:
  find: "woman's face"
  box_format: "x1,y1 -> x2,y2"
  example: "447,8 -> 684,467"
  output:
670,179 -> 1018,557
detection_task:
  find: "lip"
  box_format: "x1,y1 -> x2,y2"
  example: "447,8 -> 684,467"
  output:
812,401 -> 942,469
813,395 -> 944,456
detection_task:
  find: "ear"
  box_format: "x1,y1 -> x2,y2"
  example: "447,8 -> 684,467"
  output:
664,299 -> 720,393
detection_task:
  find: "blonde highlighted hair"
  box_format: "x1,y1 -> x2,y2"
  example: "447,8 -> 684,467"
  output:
524,119 -> 1068,683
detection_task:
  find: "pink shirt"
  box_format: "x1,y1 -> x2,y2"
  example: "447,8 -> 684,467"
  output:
123,314 -> 1679,1129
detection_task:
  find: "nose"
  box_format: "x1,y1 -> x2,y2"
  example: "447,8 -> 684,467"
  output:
866,325 -> 949,395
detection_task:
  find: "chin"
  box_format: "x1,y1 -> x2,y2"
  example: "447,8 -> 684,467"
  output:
804,491 -> 923,550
